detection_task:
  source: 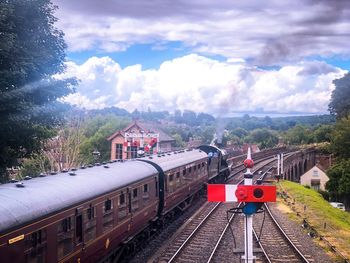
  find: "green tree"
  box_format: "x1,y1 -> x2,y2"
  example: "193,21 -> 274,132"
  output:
171,134 -> 186,149
79,115 -> 130,163
329,73 -> 350,118
0,0 -> 76,181
283,125 -> 313,145
313,124 -> 333,143
199,126 -> 215,144
329,116 -> 350,159
230,127 -> 248,138
244,128 -> 279,149
20,153 -> 51,178
326,159 -> 350,208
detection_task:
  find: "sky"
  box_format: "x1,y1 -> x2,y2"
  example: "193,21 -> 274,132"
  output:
52,0 -> 350,117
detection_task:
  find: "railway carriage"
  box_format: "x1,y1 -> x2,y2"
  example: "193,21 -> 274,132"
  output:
0,147 -> 228,263
0,161 -> 159,263
138,149 -> 208,216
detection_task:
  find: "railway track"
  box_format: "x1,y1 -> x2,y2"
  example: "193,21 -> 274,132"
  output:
152,157 -> 277,263
162,202 -> 233,263
253,204 -> 312,263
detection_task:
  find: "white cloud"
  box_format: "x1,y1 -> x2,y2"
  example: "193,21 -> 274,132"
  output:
61,54 -> 347,116
53,0 -> 350,65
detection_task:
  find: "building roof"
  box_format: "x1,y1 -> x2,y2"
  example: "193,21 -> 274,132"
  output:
107,120 -> 175,142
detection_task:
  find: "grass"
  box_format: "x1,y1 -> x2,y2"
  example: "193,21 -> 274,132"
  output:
277,180 -> 350,260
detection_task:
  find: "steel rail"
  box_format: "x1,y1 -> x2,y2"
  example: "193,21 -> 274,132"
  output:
263,203 -> 311,263
167,153 -> 282,263
167,202 -> 221,263
252,228 -> 272,263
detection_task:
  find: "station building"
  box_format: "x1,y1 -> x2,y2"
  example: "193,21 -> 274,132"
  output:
107,121 -> 175,160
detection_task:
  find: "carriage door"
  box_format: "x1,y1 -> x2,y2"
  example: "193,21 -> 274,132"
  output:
128,191 -> 132,214
75,214 -> 83,244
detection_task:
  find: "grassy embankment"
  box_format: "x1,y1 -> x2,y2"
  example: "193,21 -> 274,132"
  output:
276,180 -> 350,261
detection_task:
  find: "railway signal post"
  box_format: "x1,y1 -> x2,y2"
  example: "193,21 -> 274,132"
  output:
241,147 -> 255,263
208,147 -> 276,263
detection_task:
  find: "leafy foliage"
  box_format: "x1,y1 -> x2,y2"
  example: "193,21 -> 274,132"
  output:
326,159 -> 350,208
283,125 -> 313,145
313,124 -> 333,143
20,154 -> 51,178
79,115 -> 130,164
0,0 -> 76,181
329,116 -> 350,159
329,73 -> 350,118
244,128 -> 279,149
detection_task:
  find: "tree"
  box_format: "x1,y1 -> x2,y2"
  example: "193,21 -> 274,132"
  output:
0,0 -> 75,181
244,128 -> 279,149
19,153 -> 51,178
283,125 -> 313,145
197,112 -> 215,124
326,159 -> 350,209
43,112 -> 84,171
79,115 -> 130,163
329,116 -> 350,159
182,110 -> 197,125
329,73 -> 350,118
313,124 -> 333,143
230,127 -> 248,138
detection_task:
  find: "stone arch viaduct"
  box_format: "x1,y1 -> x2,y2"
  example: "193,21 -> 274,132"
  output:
282,148 -> 316,182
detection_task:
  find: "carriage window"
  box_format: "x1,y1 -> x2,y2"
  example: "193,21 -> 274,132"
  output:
143,184 -> 148,193
62,218 -> 72,232
133,188 -> 138,198
198,164 -> 201,169
75,214 -> 83,244
194,165 -> 197,171
119,193 -> 125,205
58,217 -> 74,260
202,162 -> 205,167
87,206 -> 95,220
103,200 -> 114,232
104,199 -> 112,212
169,174 -> 174,182
176,172 -> 180,178
28,230 -> 45,248
25,229 -> 47,263
188,167 -> 192,173
183,169 -> 186,175
84,206 -> 96,242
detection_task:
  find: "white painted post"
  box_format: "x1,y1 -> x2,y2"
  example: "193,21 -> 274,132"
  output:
277,154 -> 280,177
242,147 -> 255,263
281,153 -> 284,179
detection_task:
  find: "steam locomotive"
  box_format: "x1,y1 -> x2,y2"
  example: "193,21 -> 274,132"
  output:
0,145 -> 229,263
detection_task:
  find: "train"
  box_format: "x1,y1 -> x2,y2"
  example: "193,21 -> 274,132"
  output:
0,145 -> 229,263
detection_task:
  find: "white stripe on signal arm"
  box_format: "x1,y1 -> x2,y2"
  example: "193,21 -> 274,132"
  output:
225,184 -> 238,202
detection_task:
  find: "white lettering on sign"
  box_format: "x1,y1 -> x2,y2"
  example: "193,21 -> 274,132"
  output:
125,133 -> 159,138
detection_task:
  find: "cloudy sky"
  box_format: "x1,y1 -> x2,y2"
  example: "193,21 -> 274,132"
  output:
53,0 -> 350,116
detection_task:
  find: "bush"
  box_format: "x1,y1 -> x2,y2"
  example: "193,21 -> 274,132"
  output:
318,189 -> 330,201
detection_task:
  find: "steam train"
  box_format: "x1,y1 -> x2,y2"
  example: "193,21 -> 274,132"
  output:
0,145 -> 229,263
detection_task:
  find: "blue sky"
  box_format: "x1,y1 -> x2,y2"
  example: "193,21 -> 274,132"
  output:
54,0 -> 350,116
67,42 -> 192,69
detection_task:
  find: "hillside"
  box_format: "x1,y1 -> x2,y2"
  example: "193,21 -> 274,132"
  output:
277,181 -> 350,261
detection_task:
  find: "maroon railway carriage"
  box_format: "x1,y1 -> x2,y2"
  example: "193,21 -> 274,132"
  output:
139,149 -> 209,217
0,161 -> 159,263
0,149 -> 217,263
